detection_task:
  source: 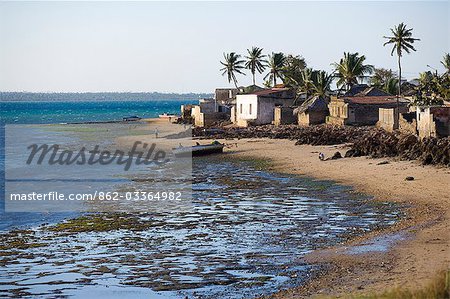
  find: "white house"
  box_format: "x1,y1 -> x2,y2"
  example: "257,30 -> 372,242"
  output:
234,88 -> 295,127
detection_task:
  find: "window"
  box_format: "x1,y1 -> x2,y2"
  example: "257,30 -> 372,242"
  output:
249,104 -> 252,115
240,104 -> 243,114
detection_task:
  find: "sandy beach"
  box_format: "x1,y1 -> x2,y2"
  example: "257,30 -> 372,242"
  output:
201,138 -> 450,297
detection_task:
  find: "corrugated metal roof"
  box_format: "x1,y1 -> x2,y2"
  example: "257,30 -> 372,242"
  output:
344,96 -> 408,105
251,88 -> 291,96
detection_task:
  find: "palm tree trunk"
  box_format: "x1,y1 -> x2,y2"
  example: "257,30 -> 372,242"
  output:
273,74 -> 276,87
397,55 -> 401,113
398,55 -> 402,97
252,72 -> 256,86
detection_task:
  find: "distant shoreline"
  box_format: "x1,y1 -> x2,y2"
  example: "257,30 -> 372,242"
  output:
0,91 -> 213,102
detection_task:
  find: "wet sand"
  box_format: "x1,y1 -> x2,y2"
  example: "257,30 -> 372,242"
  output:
3,121 -> 408,298
206,138 -> 450,297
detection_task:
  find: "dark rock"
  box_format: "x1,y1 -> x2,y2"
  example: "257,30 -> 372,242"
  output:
377,161 -> 390,165
345,149 -> 358,157
192,124 -> 450,167
405,176 -> 415,181
331,152 -> 342,160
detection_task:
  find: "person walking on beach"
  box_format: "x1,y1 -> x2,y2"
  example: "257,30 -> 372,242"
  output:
155,127 -> 159,138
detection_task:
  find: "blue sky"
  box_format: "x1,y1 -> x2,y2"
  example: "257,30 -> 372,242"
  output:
0,1 -> 448,93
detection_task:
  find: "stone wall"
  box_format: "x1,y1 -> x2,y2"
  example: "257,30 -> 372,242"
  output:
377,108 -> 399,131
377,108 -> 418,134
195,112 -> 229,127
274,107 -> 296,126
399,112 -> 417,135
180,104 -> 193,119
299,110 -> 328,126
417,106 -> 450,138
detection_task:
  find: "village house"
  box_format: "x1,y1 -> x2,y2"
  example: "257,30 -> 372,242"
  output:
234,88 -> 295,127
190,98 -> 229,127
297,96 -> 329,126
215,88 -> 238,105
416,106 -> 450,138
326,85 -> 409,126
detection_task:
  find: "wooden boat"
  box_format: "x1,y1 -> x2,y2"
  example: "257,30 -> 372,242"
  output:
172,141 -> 224,157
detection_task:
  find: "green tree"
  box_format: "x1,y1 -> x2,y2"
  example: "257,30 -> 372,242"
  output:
383,22 -> 420,96
311,70 -> 333,97
220,52 -> 245,89
437,73 -> 450,99
413,72 -> 445,106
370,68 -> 395,87
264,52 -> 286,87
383,77 -> 399,95
244,47 -> 267,85
332,52 -> 374,91
281,54 -> 307,87
441,53 -> 450,74
297,68 -> 316,98
418,71 -> 434,86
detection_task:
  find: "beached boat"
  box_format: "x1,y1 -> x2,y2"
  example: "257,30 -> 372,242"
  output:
172,141 -> 224,157
122,115 -> 142,121
159,113 -> 178,119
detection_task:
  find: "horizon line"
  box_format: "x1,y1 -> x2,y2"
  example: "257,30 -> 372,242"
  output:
0,90 -> 215,94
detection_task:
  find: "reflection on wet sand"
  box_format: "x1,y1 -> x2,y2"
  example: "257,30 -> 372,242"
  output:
0,156 -> 402,299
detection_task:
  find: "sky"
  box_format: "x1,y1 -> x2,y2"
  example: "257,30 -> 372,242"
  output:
0,1 -> 449,93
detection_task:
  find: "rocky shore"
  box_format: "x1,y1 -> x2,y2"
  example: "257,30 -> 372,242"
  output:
193,125 -> 450,167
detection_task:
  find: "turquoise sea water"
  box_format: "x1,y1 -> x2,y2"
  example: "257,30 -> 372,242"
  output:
0,99 -> 196,124
0,98 -> 197,228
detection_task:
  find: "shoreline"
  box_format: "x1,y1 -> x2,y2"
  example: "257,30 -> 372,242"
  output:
207,137 -> 449,297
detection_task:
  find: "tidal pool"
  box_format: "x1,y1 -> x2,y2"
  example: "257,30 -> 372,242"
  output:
0,156 -> 403,298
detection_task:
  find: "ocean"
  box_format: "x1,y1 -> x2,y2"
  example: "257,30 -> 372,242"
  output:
0,99 -> 198,124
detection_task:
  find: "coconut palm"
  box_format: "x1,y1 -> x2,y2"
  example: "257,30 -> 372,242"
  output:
441,53 -> 450,74
297,68 -> 315,98
332,52 -> 374,91
264,52 -> 286,87
311,71 -> 333,97
383,22 -> 420,96
244,47 -> 267,85
220,52 -> 245,89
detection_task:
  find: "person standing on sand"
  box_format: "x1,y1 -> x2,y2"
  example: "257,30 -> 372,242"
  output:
155,127 -> 159,138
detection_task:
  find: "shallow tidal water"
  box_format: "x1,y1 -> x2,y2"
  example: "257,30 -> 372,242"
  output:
0,155 -> 403,299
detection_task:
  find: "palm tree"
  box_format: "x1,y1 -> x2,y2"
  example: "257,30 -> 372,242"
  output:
298,68 -> 315,98
220,52 -> 245,89
332,52 -> 374,91
441,53 -> 450,74
245,47 -> 267,85
383,22 -> 420,96
311,70 -> 333,97
264,52 -> 286,87
383,77 -> 399,95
